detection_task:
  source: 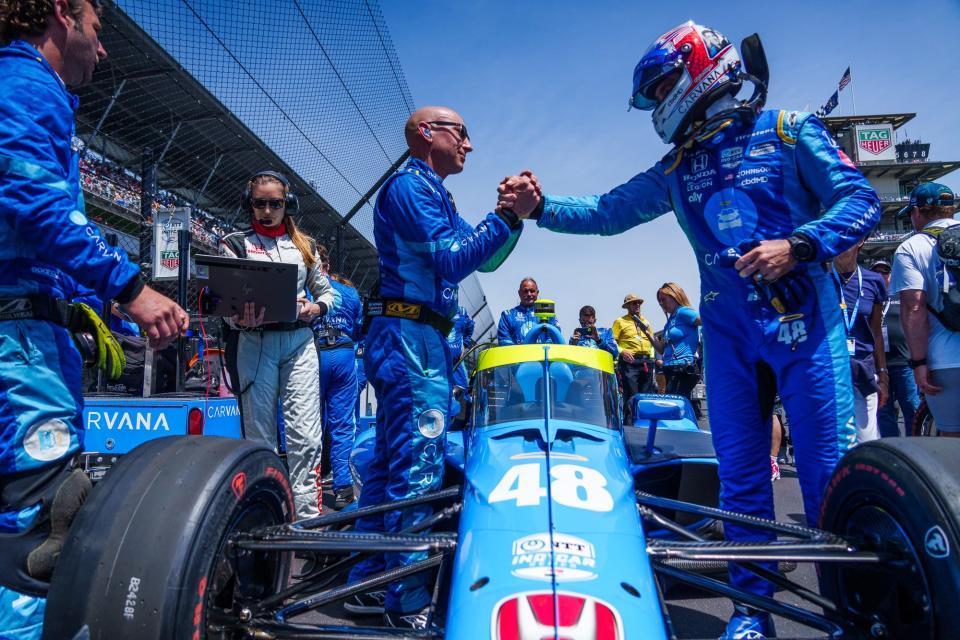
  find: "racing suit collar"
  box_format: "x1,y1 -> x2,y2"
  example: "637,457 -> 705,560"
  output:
407,157 -> 443,184
5,40 -> 77,107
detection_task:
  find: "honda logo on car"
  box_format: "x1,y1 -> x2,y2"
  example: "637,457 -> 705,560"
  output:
511,533 -> 597,582
86,410 -> 170,432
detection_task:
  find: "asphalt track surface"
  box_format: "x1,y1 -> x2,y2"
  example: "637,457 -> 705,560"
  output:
300,461 -> 828,639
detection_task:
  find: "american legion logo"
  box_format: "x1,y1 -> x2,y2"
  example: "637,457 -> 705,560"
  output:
857,127 -> 892,156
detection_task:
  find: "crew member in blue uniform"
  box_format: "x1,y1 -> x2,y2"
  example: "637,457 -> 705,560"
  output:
345,105 -> 523,629
498,22 -> 879,640
314,274 -> 363,510
446,306 -> 475,422
0,3 -> 188,637
497,277 -> 561,345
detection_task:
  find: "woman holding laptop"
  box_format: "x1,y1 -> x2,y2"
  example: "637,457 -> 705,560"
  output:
219,170 -> 333,519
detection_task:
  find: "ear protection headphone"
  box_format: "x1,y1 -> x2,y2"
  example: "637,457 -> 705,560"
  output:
240,170 -> 299,215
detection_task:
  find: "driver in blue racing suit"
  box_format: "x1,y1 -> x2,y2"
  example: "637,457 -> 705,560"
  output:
498,22 -> 879,640
345,105 -> 523,629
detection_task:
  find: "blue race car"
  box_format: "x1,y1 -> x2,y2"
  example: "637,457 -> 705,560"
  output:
43,325 -> 960,639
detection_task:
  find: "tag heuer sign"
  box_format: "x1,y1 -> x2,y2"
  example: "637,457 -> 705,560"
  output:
160,250 -> 180,271
853,123 -> 896,163
858,128 -> 891,155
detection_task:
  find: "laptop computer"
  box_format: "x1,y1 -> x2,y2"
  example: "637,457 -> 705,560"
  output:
194,254 -> 299,323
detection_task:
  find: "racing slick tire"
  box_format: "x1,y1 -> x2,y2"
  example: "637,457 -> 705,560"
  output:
43,436 -> 294,640
820,438 -> 960,639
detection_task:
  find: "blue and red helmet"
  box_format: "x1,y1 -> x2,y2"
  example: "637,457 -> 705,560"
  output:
630,22 -> 743,145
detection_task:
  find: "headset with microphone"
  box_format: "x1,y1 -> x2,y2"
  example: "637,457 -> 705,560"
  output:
240,170 -> 300,217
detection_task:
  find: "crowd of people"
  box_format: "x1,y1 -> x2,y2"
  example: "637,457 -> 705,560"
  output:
499,278 -> 705,425
78,155 -> 236,247
4,4 -> 960,639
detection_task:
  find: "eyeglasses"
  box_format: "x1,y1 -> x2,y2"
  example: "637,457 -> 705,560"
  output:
251,198 -> 285,210
428,120 -> 470,142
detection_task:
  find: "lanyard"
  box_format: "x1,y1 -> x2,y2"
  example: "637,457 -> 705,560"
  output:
832,266 -> 862,335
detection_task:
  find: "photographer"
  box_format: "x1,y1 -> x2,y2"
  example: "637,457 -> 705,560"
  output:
219,170 -> 333,519
569,305 -> 618,358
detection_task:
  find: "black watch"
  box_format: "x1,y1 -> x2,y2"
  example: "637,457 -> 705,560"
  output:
787,234 -> 816,262
907,358 -> 928,369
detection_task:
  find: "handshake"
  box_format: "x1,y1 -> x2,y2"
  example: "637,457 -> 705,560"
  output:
497,170 -> 542,219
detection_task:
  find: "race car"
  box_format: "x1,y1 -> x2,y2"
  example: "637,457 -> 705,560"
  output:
43,323 -> 960,639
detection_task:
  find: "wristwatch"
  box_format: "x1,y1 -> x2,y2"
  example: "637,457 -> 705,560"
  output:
786,233 -> 816,262
907,358 -> 928,369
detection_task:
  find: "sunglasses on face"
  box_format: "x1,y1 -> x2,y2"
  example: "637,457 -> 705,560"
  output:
252,198 -> 285,210
428,120 -> 470,142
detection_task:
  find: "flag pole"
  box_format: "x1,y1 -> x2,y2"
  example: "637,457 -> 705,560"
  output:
848,64 -> 857,115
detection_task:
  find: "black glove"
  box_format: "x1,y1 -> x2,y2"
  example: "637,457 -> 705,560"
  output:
718,242 -> 811,315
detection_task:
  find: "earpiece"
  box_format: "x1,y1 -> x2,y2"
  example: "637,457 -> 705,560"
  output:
421,126 -> 432,139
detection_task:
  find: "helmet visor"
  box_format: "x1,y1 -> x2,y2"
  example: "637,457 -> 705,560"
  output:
631,48 -> 682,111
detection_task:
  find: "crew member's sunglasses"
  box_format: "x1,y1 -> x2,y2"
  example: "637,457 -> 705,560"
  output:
252,198 -> 285,210
428,120 -> 470,142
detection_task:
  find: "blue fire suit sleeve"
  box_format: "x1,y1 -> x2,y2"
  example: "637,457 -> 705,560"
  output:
381,174 -> 516,284
791,116 -> 881,260
600,327 -> 619,358
497,310 -> 515,346
537,165 -> 673,235
0,55 -> 139,300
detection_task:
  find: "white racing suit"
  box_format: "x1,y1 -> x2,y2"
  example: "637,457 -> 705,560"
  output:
220,228 -> 333,518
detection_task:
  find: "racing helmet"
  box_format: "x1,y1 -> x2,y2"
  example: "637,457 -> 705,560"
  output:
630,21 -> 743,145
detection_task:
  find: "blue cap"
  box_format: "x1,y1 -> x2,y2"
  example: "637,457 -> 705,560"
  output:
897,182 -> 956,218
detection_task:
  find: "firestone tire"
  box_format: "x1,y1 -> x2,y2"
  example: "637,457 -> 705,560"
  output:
820,437 -> 960,639
43,436 -> 294,640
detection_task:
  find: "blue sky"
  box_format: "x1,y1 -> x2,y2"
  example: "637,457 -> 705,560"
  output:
380,0 -> 960,335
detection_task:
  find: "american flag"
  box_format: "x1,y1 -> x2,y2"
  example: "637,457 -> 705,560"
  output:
838,67 -> 852,91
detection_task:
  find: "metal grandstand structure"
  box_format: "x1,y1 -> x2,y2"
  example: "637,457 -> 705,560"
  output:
75,0 -> 495,338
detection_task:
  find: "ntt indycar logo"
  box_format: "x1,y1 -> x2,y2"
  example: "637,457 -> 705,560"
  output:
511,533 -> 597,582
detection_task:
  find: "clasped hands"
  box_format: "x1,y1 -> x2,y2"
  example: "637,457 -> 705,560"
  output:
497,170 -> 542,219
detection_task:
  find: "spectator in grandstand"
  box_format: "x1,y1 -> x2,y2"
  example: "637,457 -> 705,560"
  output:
890,182 -> 960,436
612,293 -> 657,425
832,239 -> 888,443
497,277 -> 561,344
219,171 -> 333,518
314,274 -> 363,510
0,3 -> 189,637
646,283 -> 701,405
345,105 -> 524,630
871,259 -> 920,437
569,304 -> 617,358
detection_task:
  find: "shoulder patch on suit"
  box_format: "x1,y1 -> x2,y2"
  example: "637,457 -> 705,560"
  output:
776,110 -> 802,145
